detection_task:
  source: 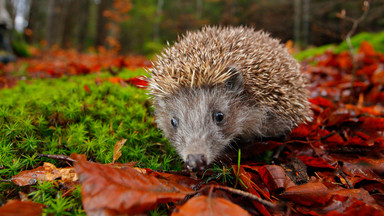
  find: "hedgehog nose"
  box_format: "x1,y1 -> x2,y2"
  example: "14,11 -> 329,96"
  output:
186,154 -> 207,172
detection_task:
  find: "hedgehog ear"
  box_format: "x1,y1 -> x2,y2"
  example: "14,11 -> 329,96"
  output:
225,66 -> 243,93
156,98 -> 167,109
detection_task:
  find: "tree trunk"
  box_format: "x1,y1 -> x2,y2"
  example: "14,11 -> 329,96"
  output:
294,0 -> 302,45
196,0 -> 203,20
27,0 -> 48,44
153,0 -> 164,42
61,0 -> 77,48
95,0 -> 112,47
46,0 -> 65,47
302,0 -> 310,47
77,0 -> 91,51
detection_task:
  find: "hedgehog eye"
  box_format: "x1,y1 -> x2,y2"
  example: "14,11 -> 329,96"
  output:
213,111 -> 224,123
171,118 -> 178,128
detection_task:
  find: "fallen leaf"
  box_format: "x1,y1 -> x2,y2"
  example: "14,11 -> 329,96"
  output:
0,200 -> 44,216
112,139 -> 127,163
281,182 -> 330,206
11,162 -> 77,186
126,76 -> 148,89
258,165 -> 295,193
298,156 -> 336,169
233,165 -> 272,216
72,154 -> 193,215
172,195 -> 250,216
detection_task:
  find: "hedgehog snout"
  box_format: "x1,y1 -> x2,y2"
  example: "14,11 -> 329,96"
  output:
186,154 -> 207,172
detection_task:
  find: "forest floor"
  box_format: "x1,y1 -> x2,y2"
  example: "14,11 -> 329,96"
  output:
0,40 -> 384,215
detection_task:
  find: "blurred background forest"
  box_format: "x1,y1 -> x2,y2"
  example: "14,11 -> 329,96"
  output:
5,0 -> 384,56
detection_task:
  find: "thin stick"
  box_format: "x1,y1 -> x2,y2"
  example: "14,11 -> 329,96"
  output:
337,0 -> 371,102
212,185 -> 278,209
339,171 -> 354,189
38,154 -> 76,162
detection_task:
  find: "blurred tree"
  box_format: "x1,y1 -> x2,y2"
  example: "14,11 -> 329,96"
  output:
16,0 -> 384,54
153,0 -> 163,42
26,0 -> 48,44
95,0 -> 113,47
77,0 -> 91,51
46,0 -> 66,46
61,0 -> 79,48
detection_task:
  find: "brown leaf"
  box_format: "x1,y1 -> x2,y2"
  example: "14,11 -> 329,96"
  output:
0,200 -> 44,216
281,182 -> 330,206
72,154 -> 194,215
11,162 -> 78,186
112,139 -> 127,163
172,195 -> 250,216
147,170 -> 200,190
258,165 -> 295,193
324,197 -> 383,216
331,188 -> 375,205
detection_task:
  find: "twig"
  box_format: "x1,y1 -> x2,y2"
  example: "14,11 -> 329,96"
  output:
38,154 -> 76,162
337,0 -> 371,102
212,185 -> 278,209
339,171 -> 354,189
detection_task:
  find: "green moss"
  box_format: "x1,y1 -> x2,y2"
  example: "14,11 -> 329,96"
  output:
0,69 -> 181,214
295,30 -> 384,61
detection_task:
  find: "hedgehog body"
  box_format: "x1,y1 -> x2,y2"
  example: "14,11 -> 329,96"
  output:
149,26 -> 311,171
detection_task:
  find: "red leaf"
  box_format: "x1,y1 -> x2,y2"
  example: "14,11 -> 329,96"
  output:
290,124 -> 312,138
347,136 -> 370,146
172,195 -> 250,216
309,97 -> 334,108
325,198 -> 383,216
358,41 -> 375,56
360,117 -> 384,131
72,154 -> 193,215
298,156 -> 336,169
84,84 -> 91,93
126,77 -> 148,89
331,188 -> 375,204
0,200 -> 44,216
323,132 -> 345,146
107,77 -> 124,84
324,189 -> 384,216
232,165 -> 272,216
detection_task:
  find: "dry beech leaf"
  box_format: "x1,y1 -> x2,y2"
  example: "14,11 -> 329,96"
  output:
112,138 -> 127,163
324,197 -> 383,216
331,188 -> 376,205
258,165 -> 295,193
0,200 -> 44,216
11,162 -> 78,186
281,182 -> 330,206
172,195 -> 250,216
72,154 -> 193,215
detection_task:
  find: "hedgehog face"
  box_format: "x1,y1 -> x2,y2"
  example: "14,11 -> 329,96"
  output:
153,73 -> 255,171
154,87 -> 236,171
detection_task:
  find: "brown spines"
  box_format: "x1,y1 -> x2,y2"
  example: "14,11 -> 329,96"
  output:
148,26 -> 312,125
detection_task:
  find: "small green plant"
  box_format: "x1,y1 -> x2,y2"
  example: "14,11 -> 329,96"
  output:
233,149 -> 247,189
203,164 -> 234,185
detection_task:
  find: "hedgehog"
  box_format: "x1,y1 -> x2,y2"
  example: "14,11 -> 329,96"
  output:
148,26 -> 312,172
